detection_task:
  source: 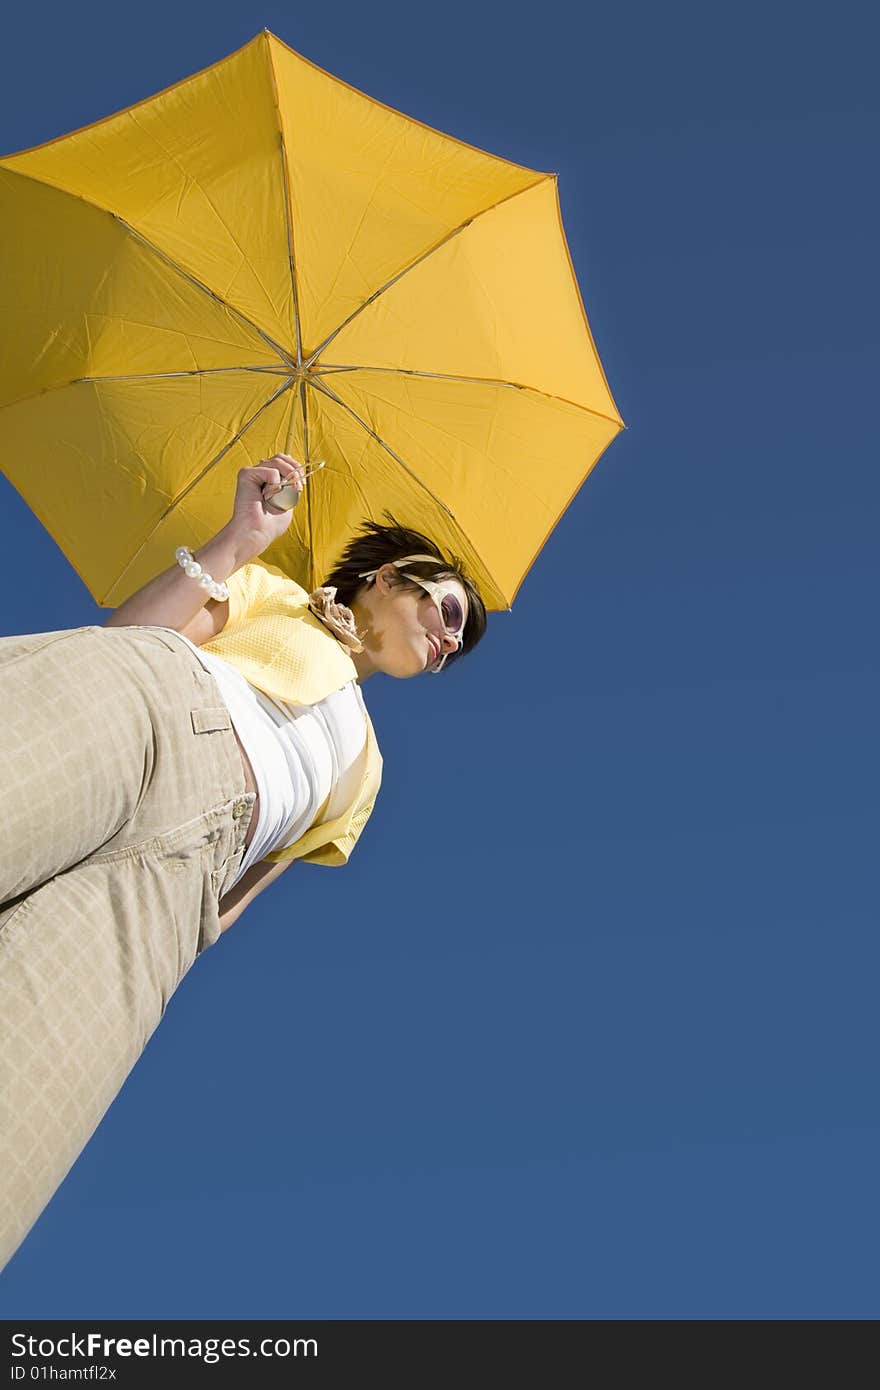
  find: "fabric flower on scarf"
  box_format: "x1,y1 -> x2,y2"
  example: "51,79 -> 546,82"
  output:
307,586 -> 365,654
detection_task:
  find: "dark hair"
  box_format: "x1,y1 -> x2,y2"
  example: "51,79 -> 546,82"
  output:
323,515 -> 487,660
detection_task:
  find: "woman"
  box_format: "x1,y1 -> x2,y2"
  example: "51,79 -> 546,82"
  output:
0,454 -> 487,1270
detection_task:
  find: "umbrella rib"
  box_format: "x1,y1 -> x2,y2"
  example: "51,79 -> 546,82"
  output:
110,376 -> 297,597
266,40 -> 304,366
75,366 -> 292,384
299,379 -> 310,466
301,176 -> 549,370
0,366 -> 293,418
307,375 -> 456,520
299,378 -> 316,591
313,364 -> 623,429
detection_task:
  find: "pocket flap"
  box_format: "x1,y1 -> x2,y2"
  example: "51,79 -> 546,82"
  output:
191,706 -> 232,735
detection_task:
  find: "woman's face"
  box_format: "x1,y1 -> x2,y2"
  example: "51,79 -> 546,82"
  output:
352,564 -> 468,679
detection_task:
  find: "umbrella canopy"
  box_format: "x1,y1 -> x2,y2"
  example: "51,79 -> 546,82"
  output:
0,30 -> 623,610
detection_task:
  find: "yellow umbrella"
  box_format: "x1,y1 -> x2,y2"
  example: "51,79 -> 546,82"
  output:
0,30 -> 623,611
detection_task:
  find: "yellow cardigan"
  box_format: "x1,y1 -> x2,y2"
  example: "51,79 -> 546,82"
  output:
200,560 -> 382,868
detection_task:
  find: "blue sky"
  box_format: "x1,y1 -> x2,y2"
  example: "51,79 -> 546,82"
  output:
1,0 -> 877,1318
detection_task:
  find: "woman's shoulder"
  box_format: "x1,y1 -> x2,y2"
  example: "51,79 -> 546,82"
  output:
226,560 -> 309,623
206,565 -> 363,708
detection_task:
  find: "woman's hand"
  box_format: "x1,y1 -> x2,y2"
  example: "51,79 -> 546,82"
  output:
226,456 -> 306,560
104,456 -> 306,631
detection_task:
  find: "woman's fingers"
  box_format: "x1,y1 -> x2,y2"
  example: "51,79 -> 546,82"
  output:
262,454 -> 305,482
235,462 -> 289,495
253,457 -> 306,500
257,455 -> 305,505
232,459 -> 307,520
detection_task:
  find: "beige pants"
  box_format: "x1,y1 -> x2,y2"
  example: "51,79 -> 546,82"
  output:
0,624 -> 256,1270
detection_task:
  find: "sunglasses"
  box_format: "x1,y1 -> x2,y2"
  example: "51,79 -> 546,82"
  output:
357,553 -> 467,674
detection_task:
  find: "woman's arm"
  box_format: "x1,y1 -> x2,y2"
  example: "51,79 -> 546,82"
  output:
103,526 -> 241,634
218,855 -> 292,932
103,457 -> 305,634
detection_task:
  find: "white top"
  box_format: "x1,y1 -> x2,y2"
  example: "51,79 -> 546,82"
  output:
165,629 -> 368,887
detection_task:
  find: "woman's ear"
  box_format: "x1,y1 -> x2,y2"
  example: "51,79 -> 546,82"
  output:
374,562 -> 400,594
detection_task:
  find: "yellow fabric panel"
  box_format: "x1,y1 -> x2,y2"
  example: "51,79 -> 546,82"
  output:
324,178 -> 622,418
259,381 -> 495,602
268,34 -> 544,356
0,35 -> 295,352
0,372 -> 297,604
0,168 -> 280,408
101,379 -> 307,606
102,380 -> 311,606
313,369 -> 621,605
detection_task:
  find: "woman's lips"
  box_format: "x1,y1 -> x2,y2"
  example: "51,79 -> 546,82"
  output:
426,634 -> 440,666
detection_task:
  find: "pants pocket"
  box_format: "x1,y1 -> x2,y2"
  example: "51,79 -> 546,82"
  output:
85,805 -> 226,867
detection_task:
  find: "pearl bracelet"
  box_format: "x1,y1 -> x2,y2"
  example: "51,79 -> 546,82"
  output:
174,546 -> 230,602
